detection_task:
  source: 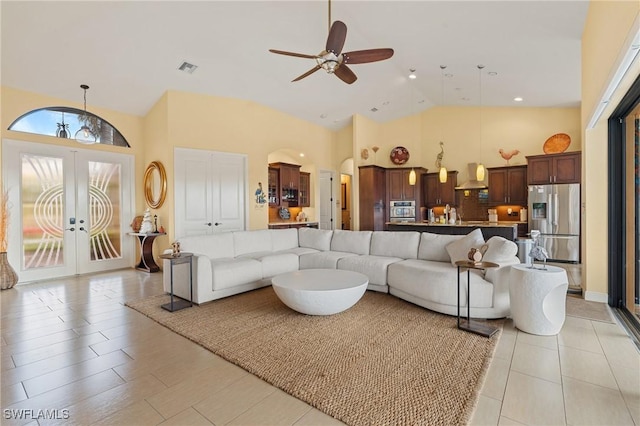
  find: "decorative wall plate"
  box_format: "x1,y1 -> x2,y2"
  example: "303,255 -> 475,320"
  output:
543,133 -> 571,154
278,207 -> 290,220
390,146 -> 410,165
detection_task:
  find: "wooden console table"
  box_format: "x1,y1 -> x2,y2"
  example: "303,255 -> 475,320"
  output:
129,232 -> 165,272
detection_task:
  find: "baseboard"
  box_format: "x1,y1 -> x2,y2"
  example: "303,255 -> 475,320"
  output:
584,291 -> 608,303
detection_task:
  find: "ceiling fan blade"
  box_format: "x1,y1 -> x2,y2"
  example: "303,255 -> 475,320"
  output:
342,48 -> 395,64
326,20 -> 347,55
334,64 -> 357,84
292,65 -> 322,82
269,49 -> 318,59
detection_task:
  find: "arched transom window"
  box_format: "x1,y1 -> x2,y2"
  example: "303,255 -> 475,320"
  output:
8,106 -> 130,147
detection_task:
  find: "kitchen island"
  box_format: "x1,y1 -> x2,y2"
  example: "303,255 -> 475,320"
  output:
268,221 -> 319,229
386,221 -> 520,241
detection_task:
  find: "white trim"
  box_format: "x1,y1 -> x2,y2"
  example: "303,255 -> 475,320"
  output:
584,290 -> 608,304
587,14 -> 640,129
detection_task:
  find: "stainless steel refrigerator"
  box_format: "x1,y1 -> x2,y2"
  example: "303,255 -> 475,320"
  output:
528,183 -> 580,263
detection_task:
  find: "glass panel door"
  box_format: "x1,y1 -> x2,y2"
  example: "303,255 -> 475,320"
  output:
19,152 -> 76,279
3,140 -> 133,282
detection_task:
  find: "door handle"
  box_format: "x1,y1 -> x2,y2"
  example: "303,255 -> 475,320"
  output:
205,222 -> 212,226
214,222 -> 222,226
79,227 -> 88,233
66,227 -> 75,232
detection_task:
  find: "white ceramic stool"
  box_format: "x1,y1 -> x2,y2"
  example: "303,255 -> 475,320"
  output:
509,264 -> 569,335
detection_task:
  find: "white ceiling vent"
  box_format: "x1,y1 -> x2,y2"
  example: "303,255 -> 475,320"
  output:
178,61 -> 198,74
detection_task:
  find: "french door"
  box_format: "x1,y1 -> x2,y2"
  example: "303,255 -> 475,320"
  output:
2,140 -> 134,283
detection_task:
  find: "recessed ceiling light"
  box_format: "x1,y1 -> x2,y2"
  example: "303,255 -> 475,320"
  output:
408,69 -> 417,79
514,97 -> 523,102
299,153 -> 305,157
488,71 -> 498,76
178,61 -> 198,74
370,107 -> 379,112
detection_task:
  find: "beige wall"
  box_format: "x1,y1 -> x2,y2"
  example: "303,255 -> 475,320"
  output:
581,0 -> 640,301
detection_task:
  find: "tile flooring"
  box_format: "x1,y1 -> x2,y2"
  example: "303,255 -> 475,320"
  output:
1,268 -> 638,425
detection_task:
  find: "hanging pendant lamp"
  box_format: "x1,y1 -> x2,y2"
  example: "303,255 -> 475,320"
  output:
75,84 -> 97,144
476,65 -> 485,181
438,65 -> 448,183
408,168 -> 417,186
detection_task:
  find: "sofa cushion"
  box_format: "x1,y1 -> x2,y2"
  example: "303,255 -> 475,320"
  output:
446,228 -> 485,266
299,251 -> 357,269
418,232 -> 464,262
270,228 -> 299,252
233,230 -> 272,257
178,233 -> 235,259
331,230 -> 372,255
482,236 -> 518,263
337,255 -> 403,286
388,259 -> 493,308
370,231 -> 420,259
210,258 -> 263,291
259,253 -> 299,278
298,228 -> 333,251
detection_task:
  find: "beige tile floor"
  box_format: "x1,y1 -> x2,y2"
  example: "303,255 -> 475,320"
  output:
1,267 -> 638,425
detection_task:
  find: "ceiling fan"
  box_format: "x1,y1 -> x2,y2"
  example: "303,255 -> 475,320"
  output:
269,3 -> 394,84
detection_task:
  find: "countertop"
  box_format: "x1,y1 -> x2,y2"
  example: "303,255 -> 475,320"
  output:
268,221 -> 319,226
389,221 -> 524,228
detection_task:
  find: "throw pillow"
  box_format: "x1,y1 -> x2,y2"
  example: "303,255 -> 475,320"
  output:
445,228 -> 485,266
482,236 -> 518,264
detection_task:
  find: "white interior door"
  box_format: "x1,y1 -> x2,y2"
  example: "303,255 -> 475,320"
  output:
174,148 -> 247,238
319,170 -> 334,230
2,139 -> 134,283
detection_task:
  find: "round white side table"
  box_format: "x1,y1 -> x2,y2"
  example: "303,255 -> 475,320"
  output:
509,264 -> 569,335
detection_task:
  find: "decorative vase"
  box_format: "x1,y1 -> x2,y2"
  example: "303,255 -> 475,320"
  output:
0,252 -> 18,290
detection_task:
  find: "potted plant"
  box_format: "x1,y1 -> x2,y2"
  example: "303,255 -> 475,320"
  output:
0,186 -> 18,290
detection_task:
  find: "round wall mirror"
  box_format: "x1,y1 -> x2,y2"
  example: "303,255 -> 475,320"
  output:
144,161 -> 167,208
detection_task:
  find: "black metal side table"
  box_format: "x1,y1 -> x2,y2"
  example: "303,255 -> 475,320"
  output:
159,252 -> 193,312
455,260 -> 499,337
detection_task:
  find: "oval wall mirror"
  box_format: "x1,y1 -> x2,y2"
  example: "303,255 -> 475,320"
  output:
144,161 -> 167,208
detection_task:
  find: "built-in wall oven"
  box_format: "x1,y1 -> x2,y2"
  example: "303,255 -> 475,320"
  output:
389,200 -> 416,222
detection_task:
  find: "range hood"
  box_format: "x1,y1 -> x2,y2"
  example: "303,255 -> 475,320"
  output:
455,163 -> 488,190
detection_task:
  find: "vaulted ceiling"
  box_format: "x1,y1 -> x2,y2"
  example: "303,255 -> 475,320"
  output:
1,1 -> 589,131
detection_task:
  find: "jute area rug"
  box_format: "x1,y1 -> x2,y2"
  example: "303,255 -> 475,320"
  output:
566,295 -> 614,323
127,288 -> 502,426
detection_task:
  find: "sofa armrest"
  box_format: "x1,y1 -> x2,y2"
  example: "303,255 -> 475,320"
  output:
486,259 -> 520,302
162,252 -> 212,303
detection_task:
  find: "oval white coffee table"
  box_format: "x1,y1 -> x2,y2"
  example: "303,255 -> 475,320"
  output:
509,264 -> 569,335
271,269 -> 369,315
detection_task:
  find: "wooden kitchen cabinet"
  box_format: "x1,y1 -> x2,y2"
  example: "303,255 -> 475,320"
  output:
488,165 -> 527,205
386,168 -> 416,200
422,171 -> 458,207
269,162 -> 301,206
526,151 -> 581,185
267,167 -> 279,206
359,165 -> 387,231
299,172 -> 310,207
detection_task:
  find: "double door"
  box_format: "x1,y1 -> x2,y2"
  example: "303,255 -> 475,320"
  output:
174,148 -> 247,238
3,139 -> 134,283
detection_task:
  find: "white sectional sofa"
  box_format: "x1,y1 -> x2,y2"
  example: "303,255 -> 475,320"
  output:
163,227 -> 519,319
